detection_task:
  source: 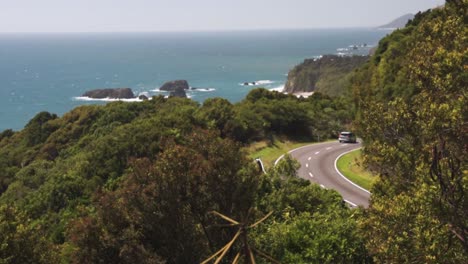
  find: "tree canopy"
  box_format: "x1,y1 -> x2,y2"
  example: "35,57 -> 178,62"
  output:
351,1 -> 467,262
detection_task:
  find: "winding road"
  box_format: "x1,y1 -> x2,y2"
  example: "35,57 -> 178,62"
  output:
276,141 -> 370,208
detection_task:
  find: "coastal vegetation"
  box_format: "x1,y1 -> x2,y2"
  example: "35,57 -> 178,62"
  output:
0,89 -> 356,263
351,1 -> 467,262
247,138 -> 315,169
0,1 -> 466,263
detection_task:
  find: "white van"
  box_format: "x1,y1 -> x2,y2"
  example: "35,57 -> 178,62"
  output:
338,132 -> 357,143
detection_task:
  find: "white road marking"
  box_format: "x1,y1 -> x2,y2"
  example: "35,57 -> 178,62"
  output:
308,172 -> 314,178
344,199 -> 358,207
315,151 -> 320,155
320,184 -> 326,189
326,147 -> 332,150
305,163 -> 309,168
274,142 -> 325,165
308,156 -> 312,161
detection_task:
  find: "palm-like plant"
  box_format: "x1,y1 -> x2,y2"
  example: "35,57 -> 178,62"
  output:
201,210 -> 280,264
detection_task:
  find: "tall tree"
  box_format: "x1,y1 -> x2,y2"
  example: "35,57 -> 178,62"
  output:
353,1 -> 467,261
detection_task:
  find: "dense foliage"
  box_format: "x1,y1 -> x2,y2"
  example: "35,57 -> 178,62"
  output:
0,90 -> 359,263
352,1 -> 467,262
254,159 -> 370,263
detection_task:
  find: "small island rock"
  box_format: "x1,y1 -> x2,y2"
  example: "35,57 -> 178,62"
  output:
138,94 -> 149,100
169,86 -> 187,98
83,88 -> 134,99
159,80 -> 189,92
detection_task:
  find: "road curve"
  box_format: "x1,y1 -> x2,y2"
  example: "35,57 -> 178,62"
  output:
277,141 -> 370,207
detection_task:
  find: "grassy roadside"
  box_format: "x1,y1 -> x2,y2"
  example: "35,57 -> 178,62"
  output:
336,149 -> 376,190
246,138 -> 316,169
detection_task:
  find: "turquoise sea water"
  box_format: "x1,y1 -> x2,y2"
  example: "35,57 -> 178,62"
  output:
0,29 -> 389,131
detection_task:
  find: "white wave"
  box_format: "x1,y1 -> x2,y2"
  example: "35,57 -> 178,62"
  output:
312,55 -> 323,61
163,94 -> 193,99
73,96 -> 147,102
269,85 -> 285,92
293,92 -> 314,98
194,88 -> 216,92
150,88 -> 168,92
138,91 -> 150,97
240,80 -> 275,86
151,87 -> 215,93
256,80 -> 274,85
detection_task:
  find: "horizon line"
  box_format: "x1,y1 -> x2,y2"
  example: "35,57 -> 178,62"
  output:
0,26 -> 391,34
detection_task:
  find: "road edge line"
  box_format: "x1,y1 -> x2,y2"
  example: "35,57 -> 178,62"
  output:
344,199 -> 358,207
334,148 -> 371,194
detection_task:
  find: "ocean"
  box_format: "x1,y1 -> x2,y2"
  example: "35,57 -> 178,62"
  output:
0,29 -> 389,131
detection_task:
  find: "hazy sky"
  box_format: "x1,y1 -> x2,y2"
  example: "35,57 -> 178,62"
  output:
1,0 -> 445,32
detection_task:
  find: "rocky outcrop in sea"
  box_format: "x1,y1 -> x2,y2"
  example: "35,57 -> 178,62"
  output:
159,80 -> 190,92
159,80 -> 189,98
82,88 -> 135,99
169,87 -> 187,98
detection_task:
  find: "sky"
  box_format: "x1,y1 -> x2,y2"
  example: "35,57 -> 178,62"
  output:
0,0 -> 445,33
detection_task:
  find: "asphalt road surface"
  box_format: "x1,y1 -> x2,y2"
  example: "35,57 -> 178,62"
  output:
277,141 -> 370,207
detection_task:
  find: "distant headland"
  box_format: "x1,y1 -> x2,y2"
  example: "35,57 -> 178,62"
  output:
377,13 -> 414,29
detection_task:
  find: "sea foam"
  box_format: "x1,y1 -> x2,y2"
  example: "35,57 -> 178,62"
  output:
73,96 -> 148,102
239,80 -> 275,86
269,85 -> 285,92
150,88 -> 168,93
194,88 -> 216,92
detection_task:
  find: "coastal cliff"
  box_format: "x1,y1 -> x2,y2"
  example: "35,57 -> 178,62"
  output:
284,55 -> 368,96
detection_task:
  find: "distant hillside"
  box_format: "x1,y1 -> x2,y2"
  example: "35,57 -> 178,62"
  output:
378,13 -> 414,29
284,55 -> 368,96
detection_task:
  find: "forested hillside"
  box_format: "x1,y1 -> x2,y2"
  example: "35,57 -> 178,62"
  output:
351,0 -> 467,262
0,90 -> 362,263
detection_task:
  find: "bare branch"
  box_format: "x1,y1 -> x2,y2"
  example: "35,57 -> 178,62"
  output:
211,211 -> 240,225
249,211 -> 273,228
